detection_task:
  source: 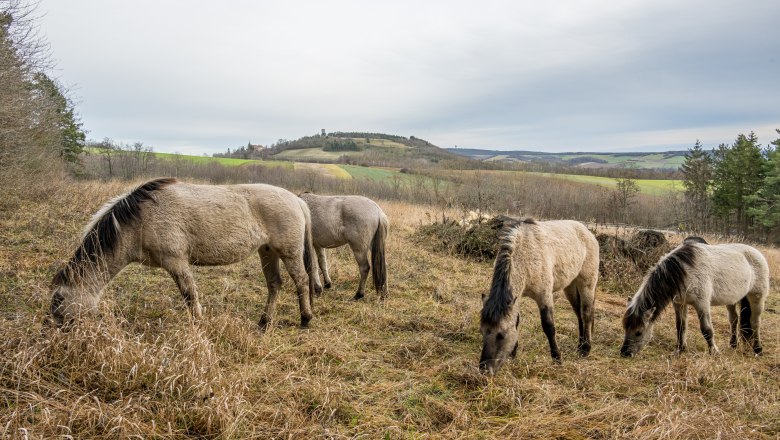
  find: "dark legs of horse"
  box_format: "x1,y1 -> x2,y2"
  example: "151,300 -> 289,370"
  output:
535,295 -> 561,362
695,306 -> 719,354
746,293 -> 765,355
674,302 -> 688,353
727,304 -> 739,348
165,260 -> 203,320
315,246 -> 332,290
564,283 -> 592,357
350,245 -> 370,300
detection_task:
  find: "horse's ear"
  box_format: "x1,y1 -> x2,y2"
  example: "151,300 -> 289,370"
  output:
507,296 -> 517,307
626,296 -> 632,306
481,292 -> 487,303
643,307 -> 656,323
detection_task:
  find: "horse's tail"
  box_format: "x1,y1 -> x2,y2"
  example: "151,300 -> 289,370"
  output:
740,296 -> 753,341
371,213 -> 388,297
298,199 -> 321,306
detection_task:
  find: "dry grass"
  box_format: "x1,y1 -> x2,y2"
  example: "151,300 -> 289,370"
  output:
1,180 -> 779,439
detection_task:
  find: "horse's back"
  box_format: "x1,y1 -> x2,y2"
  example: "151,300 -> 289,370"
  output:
302,193 -> 384,249
695,243 -> 769,305
515,220 -> 598,292
137,182 -> 304,265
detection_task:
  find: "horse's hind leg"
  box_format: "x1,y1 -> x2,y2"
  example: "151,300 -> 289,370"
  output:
315,246 -> 332,290
564,283 -> 591,357
674,302 -> 689,353
349,243 -> 370,300
165,261 -> 203,320
258,248 -> 284,331
726,304 -> 739,348
534,293 -> 561,362
280,253 -> 314,328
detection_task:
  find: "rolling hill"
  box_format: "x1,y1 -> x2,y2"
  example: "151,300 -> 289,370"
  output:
447,148 -> 687,170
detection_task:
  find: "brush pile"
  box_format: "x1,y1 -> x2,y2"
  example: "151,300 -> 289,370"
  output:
417,216 -> 673,292
595,229 -> 672,292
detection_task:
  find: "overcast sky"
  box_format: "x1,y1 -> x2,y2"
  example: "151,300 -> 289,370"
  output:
38,0 -> 780,155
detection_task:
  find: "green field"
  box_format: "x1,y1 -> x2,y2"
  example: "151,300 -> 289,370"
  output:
84,148 -> 294,169
527,172 -> 681,195
273,147 -> 360,161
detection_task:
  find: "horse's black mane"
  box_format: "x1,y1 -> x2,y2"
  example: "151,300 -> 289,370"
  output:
53,178 -> 176,285
623,242 -> 698,327
684,236 -> 708,244
482,223 -> 528,324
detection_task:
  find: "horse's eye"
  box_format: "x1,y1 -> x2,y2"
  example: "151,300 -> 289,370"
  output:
496,332 -> 505,341
635,332 -> 642,337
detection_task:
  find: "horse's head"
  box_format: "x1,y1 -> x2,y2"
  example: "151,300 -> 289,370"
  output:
620,295 -> 656,357
49,267 -> 103,328
479,293 -> 519,375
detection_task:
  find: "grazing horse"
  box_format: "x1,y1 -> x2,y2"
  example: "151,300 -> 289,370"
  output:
479,219 -> 599,374
621,237 -> 769,357
50,178 -> 319,329
299,192 -> 388,300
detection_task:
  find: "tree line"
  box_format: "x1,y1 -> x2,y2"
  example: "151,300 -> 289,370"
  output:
681,131 -> 780,240
1,1 -> 86,196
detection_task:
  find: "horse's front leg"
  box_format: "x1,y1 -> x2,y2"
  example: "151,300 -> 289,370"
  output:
695,306 -> 719,354
165,261 -> 203,320
535,293 -> 561,362
673,301 -> 688,354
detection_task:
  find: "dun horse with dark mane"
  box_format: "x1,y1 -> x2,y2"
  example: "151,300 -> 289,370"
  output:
621,237 -> 769,356
479,219 -> 599,374
50,178 -> 318,329
299,193 -> 388,300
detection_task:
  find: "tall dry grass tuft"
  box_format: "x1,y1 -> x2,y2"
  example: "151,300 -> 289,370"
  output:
1,179 -> 779,438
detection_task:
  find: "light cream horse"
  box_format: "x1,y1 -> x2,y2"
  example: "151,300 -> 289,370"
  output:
621,237 -> 769,357
50,178 -> 318,329
479,219 -> 599,374
299,193 -> 388,300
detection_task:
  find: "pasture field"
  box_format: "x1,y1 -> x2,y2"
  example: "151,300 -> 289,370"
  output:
526,172 -> 682,195
151,152 -> 294,169
293,162 -> 353,179
445,170 -> 682,196
1,180 -> 779,438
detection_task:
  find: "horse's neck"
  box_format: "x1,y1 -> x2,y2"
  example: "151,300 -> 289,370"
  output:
71,253 -> 126,293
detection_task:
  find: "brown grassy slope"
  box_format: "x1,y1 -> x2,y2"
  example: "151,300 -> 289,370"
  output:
1,180 -> 779,439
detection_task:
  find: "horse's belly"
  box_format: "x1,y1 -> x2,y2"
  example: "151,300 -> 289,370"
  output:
186,225 -> 264,266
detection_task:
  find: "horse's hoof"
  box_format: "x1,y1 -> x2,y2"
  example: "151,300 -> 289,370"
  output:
577,344 -> 591,357
551,352 -> 562,364
754,346 -> 763,356
353,292 -> 365,301
300,319 -> 311,329
730,339 -> 738,349
258,317 -> 271,332
324,281 -> 332,290
314,285 -> 323,297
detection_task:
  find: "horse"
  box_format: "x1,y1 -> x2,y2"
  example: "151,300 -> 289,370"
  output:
49,178 -> 319,330
479,219 -> 599,374
620,237 -> 769,357
299,192 -> 388,300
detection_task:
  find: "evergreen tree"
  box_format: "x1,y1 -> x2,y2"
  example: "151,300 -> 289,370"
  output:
680,140 -> 713,230
746,129 -> 780,240
30,72 -> 86,163
711,132 -> 767,233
